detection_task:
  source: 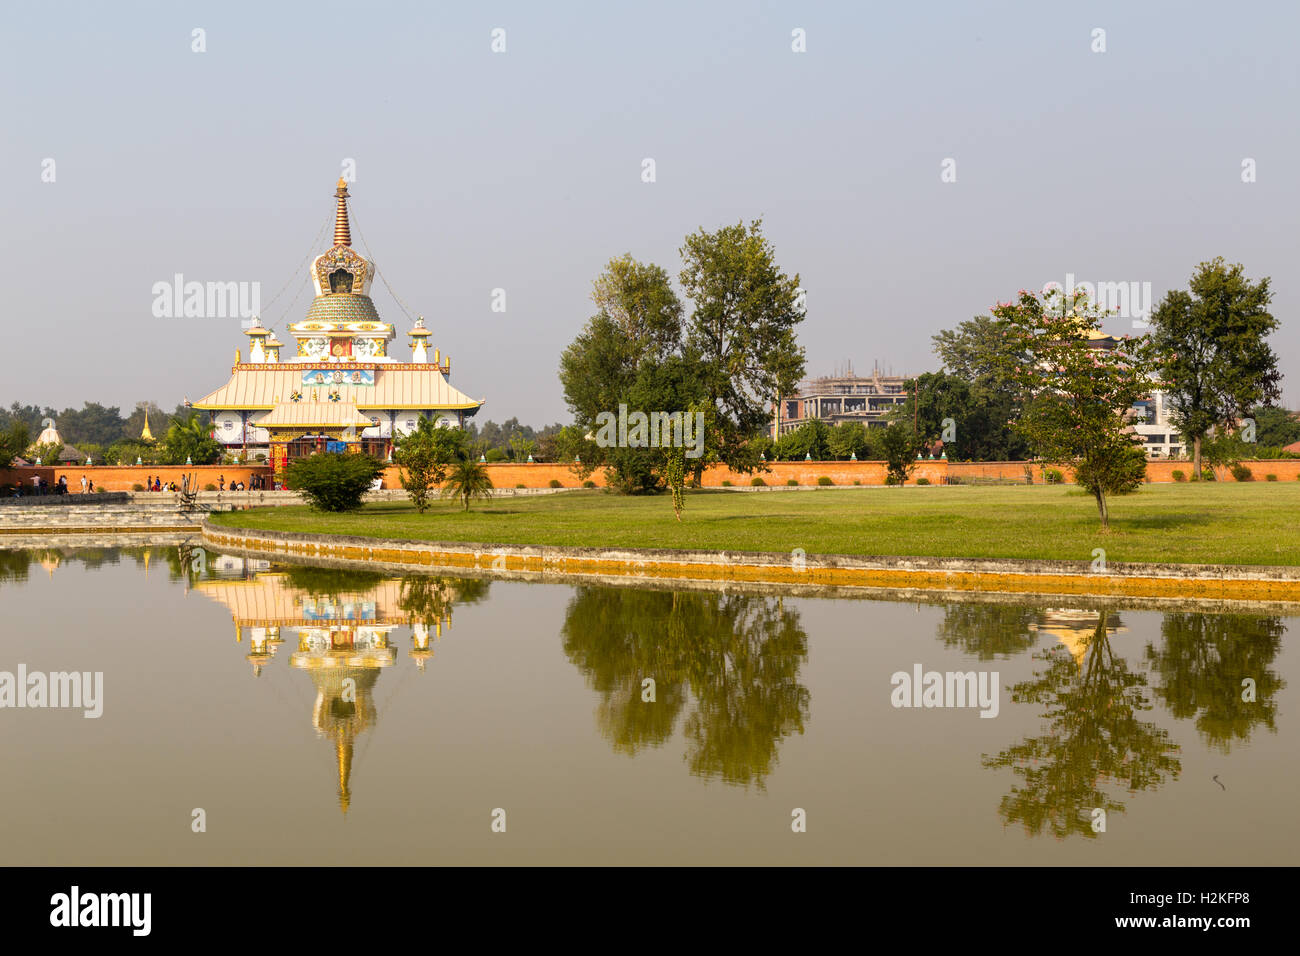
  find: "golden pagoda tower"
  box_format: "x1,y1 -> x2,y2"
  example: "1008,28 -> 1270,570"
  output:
140,411 -> 153,442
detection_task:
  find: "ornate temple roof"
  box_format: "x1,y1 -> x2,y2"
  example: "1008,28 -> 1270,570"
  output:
196,574 -> 457,629
256,401 -> 374,429
193,367 -> 482,410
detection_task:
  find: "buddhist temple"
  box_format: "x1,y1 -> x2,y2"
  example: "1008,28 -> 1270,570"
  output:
193,178 -> 485,475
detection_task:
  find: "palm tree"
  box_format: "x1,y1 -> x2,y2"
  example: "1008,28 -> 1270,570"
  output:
441,457 -> 494,510
164,411 -> 219,465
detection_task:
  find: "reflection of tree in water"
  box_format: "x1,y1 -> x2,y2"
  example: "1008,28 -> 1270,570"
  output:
1146,613 -> 1285,753
284,564 -> 385,595
982,609 -> 1181,839
937,602 -> 1039,659
1,546 -> 131,585
0,549 -> 35,583
561,587 -> 810,789
397,574 -> 491,623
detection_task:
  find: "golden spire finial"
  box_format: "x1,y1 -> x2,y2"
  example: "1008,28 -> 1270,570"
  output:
334,178 -> 352,247
337,737 -> 353,815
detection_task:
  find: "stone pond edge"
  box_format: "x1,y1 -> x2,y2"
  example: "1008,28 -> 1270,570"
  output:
200,518 -> 1300,604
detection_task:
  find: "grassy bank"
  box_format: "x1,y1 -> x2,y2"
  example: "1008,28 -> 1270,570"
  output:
207,483 -> 1300,567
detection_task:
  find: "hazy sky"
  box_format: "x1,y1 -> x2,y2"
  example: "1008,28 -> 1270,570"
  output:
4,0 -> 1297,424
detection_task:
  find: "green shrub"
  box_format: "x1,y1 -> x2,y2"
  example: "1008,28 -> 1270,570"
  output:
95,486 -> 108,493
916,477 -> 931,486
885,475 -> 902,486
204,483 -> 217,491
515,483 -> 525,488
582,480 -> 596,489
1230,463 -> 1253,482
1200,467 -> 1216,482
548,478 -> 563,488
720,480 -> 733,487
786,479 -> 798,486
817,476 -> 833,486
750,477 -> 766,487
1043,468 -> 1064,484
132,483 -> 145,492
1265,473 -> 1278,482
852,480 -> 861,486
285,452 -> 386,512
1172,469 -> 1186,482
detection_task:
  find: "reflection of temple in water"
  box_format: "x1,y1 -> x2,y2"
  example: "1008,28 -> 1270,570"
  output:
195,558 -> 463,812
1034,608 -> 1126,669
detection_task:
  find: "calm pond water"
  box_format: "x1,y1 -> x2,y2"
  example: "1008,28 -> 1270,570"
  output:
0,544 -> 1295,865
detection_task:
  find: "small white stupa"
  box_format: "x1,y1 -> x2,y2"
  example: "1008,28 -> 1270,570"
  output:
35,420 -> 62,446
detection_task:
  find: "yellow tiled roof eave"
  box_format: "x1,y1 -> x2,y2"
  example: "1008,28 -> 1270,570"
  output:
190,367 -> 483,411
257,401 -> 374,429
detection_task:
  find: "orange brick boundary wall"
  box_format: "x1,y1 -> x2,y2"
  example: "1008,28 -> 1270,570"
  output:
5,459 -> 1299,493
0,465 -> 271,492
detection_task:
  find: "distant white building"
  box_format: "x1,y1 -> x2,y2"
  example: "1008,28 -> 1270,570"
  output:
1131,391 -> 1183,459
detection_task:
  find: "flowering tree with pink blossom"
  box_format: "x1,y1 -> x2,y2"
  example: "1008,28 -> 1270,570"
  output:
994,288 -> 1159,529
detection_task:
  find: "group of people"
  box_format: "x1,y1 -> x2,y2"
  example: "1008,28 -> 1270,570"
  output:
216,474 -> 271,491
8,472 -> 279,497
13,474 -> 94,496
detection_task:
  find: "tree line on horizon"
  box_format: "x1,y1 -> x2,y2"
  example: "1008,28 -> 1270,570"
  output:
553,248 -> 1291,527
0,400 -> 223,469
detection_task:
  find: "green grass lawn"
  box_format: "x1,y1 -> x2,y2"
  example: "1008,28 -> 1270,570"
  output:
208,483 -> 1300,566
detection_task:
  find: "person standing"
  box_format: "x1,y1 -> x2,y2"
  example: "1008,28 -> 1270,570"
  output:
81,475 -> 88,494
219,474 -> 225,491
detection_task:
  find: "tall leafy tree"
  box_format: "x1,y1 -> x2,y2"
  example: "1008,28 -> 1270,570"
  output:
1150,258 -> 1281,477
1246,405 -> 1300,449
930,316 -> 1029,460
559,255 -> 689,492
773,419 -> 831,461
56,402 -> 126,447
894,371 -> 1019,462
1,422 -> 30,466
680,219 -> 805,474
827,421 -> 871,460
999,288 -> 1158,528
